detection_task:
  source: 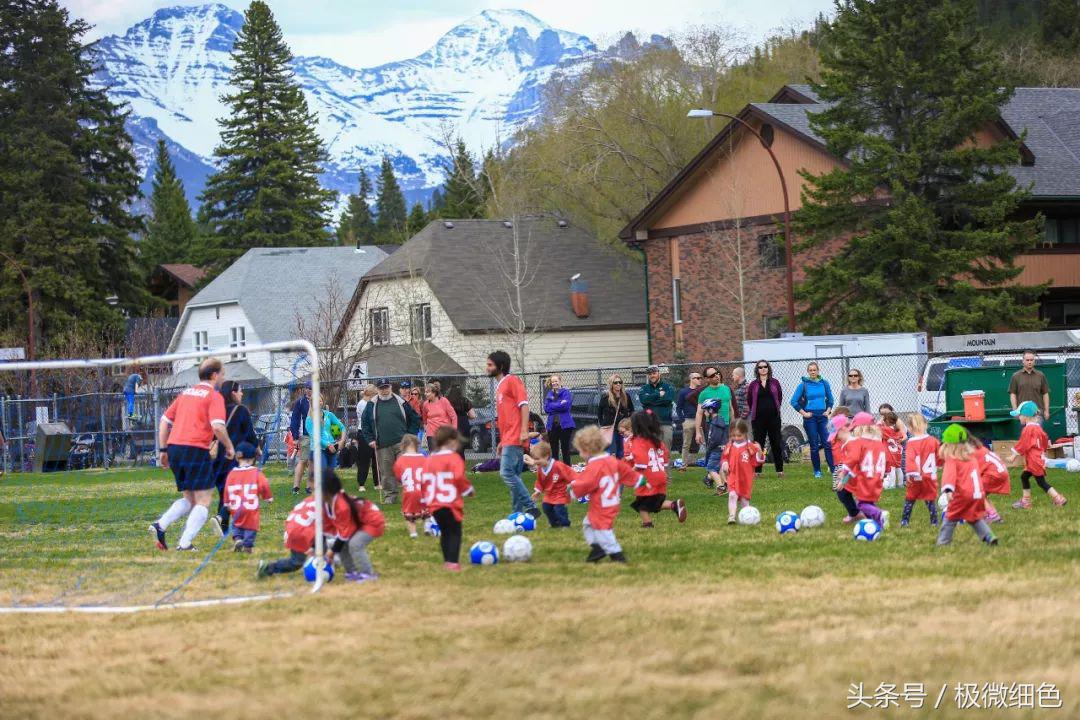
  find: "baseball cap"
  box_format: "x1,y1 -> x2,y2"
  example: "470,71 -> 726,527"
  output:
1010,400 -> 1039,418
941,423 -> 969,445
827,414 -> 849,442
850,411 -> 875,428
235,441 -> 257,459
375,378 -> 392,388
647,365 -> 660,373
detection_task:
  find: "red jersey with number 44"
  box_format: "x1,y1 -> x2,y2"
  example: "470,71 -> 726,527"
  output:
1013,422 -> 1049,476
721,440 -> 764,499
423,450 -> 474,521
283,497 -> 318,553
570,454 -> 639,530
941,456 -> 986,523
624,437 -> 669,497
394,452 -> 428,518
974,446 -> 1011,496
904,434 -> 940,501
879,424 -> 905,470
535,459 -> 575,505
842,437 -> 887,503
223,465 -> 273,530
495,374 -> 529,449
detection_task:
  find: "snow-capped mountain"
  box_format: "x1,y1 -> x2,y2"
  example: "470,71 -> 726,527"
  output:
90,4 -> 614,208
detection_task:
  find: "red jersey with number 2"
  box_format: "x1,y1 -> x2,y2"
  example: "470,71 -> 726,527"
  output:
903,434 -> 940,501
223,465 -> 273,530
941,456 -> 986,523
283,497 -> 318,553
624,437 -> 668,497
843,437 -> 887,503
422,450 -> 474,521
394,452 -> 428,518
570,454 -> 639,530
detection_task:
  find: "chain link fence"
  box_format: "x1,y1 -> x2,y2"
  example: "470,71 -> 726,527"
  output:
4,347 -> 1079,473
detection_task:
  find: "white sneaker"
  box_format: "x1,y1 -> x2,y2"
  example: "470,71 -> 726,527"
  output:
358,486 -> 366,492
210,515 -> 224,538
880,510 -> 890,530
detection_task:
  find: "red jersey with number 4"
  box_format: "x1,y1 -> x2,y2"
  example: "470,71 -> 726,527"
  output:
495,374 -> 529,450
284,497 -> 318,553
842,437 -> 887,503
721,440 -> 764,499
223,465 -> 273,530
570,454 -> 639,530
941,456 -> 986,523
624,437 -> 669,497
1013,422 -> 1049,476
162,382 -> 226,449
879,424 -> 905,470
903,435 -> 940,501
974,446 -> 1011,496
394,452 -> 428,518
422,450 -> 474,521
535,459 -> 575,505
325,492 -> 386,540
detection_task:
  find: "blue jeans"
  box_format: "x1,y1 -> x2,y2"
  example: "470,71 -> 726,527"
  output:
232,526 -> 257,548
499,445 -> 536,514
607,432 -> 626,459
124,391 -> 136,416
310,448 -> 339,481
542,502 -> 571,528
266,550 -> 307,575
803,412 -> 834,473
704,422 -> 728,472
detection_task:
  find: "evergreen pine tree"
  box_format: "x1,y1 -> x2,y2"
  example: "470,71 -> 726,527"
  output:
374,156 -> 407,244
142,139 -> 197,272
199,0 -> 333,275
407,202 -> 428,235
440,139 -> 485,219
795,0 -> 1042,335
0,0 -> 148,343
335,170 -> 376,247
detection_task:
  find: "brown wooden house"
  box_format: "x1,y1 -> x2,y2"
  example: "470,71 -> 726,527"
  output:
147,263 -> 205,318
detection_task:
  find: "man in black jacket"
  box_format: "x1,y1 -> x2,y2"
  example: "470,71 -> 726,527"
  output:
361,379 -> 421,504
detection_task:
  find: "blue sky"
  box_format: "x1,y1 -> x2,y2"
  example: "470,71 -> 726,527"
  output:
64,0 -> 834,69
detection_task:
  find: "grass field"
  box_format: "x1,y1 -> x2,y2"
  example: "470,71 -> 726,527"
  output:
1,459 -> 1078,719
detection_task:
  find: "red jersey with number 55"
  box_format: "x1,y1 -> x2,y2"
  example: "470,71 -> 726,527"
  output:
904,434 -> 940,501
843,437 -> 887,503
570,454 -> 639,530
422,450 -> 474,521
624,437 -> 669,496
941,456 -> 986,523
974,446 -> 1011,496
394,452 -> 428,518
283,497 -> 318,553
223,465 -> 273,530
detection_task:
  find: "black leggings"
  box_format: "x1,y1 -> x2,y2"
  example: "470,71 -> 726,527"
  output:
752,414 -> 784,473
355,442 -> 374,489
1021,471 -> 1053,492
433,508 -> 463,563
548,425 -> 574,465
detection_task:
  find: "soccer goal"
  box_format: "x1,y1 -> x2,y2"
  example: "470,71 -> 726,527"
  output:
0,340 -> 332,613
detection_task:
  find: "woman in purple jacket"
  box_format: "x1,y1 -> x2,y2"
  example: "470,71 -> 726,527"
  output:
746,359 -> 784,477
543,374 -> 576,464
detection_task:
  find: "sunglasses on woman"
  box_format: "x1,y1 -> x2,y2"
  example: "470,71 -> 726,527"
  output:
612,380 -> 623,385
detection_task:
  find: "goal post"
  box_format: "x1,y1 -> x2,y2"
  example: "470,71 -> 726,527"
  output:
0,339 -> 331,595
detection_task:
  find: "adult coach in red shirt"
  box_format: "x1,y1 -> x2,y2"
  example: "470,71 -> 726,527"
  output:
149,358 -> 236,551
487,350 -> 540,518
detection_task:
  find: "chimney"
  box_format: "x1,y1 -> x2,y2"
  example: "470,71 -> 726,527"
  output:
569,273 -> 589,318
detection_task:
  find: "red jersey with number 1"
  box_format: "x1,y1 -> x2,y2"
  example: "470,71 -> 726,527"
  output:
422,450 -> 473,521
394,452 -> 428,518
941,456 -> 986,523
721,440 -> 764,499
974,446 -> 1011,496
495,374 -> 529,450
535,459 -> 575,505
223,465 -> 273,530
1012,422 -> 1049,476
624,437 -> 669,497
283,497 -> 318,553
842,437 -> 887,503
570,454 -> 639,530
903,434 -> 940,501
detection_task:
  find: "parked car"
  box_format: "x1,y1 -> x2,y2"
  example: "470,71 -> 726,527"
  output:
467,408 -> 545,453
569,386 -> 643,430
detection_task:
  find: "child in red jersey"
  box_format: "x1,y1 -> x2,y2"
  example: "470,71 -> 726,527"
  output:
525,441 -> 575,528
937,424 -> 997,546
721,419 -> 763,524
828,415 -> 860,523
902,414 -> 939,527
393,434 -> 427,538
222,442 -> 273,553
257,496 -> 318,579
624,412 -> 686,527
323,471 -> 385,583
1009,401 -> 1068,509
974,440 -> 1010,523
879,410 -> 907,490
422,425 -> 475,571
569,426 -> 640,563
833,412 -> 890,530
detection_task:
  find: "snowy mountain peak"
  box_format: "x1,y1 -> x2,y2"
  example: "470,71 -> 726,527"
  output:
116,3 -> 242,52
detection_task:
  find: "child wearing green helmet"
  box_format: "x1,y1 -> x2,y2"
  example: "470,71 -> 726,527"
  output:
937,424 -> 997,547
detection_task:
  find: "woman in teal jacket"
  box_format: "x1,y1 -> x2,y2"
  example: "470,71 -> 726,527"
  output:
306,409 -> 348,476
790,361 -> 835,477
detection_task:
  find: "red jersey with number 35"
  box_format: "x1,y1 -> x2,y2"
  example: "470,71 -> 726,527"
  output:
904,434 -> 940,501
422,450 -> 474,521
495,374 -> 529,450
535,459 -> 575,505
624,437 -> 669,496
223,465 -> 273,530
721,440 -> 764,499
974,446 -> 1011,496
283,497 -> 318,553
570,454 -> 639,530
1012,422 -> 1049,476
879,424 -> 905,470
941,456 -> 986,523
394,452 -> 428,517
843,437 -> 887,503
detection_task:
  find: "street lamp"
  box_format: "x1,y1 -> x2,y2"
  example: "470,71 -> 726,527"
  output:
0,251 -> 36,394
687,109 -> 796,332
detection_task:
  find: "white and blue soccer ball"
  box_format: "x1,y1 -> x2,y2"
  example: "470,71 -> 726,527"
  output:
302,557 -> 334,583
776,510 -> 801,535
800,505 -> 826,528
737,506 -> 761,525
508,511 -> 535,532
424,516 -> 441,537
469,540 -> 499,565
502,534 -> 533,562
672,457 -> 685,470
853,518 -> 881,541
493,518 -> 516,535
576,494 -> 590,504
1068,458 -> 1080,473
937,493 -> 951,513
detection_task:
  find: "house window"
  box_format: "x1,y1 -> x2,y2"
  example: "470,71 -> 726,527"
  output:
1042,299 -> 1080,328
758,234 -> 786,268
370,307 -> 390,346
672,278 -> 683,324
193,330 -> 209,354
1045,218 -> 1080,245
410,303 -> 432,341
215,307 -> 220,320
230,326 -> 246,360
763,315 -> 787,339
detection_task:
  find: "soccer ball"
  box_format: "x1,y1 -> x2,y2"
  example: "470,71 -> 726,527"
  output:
493,518 -> 516,535
937,493 -> 951,513
800,505 -> 826,528
672,457 -> 685,469
502,535 -> 533,562
775,510 -> 801,535
882,472 -> 897,491
302,557 -> 334,583
1067,458 -> 1080,473
469,540 -> 499,565
853,518 -> 881,541
508,511 -> 535,532
737,506 -> 761,525
424,517 -> 441,537
577,494 -> 590,504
